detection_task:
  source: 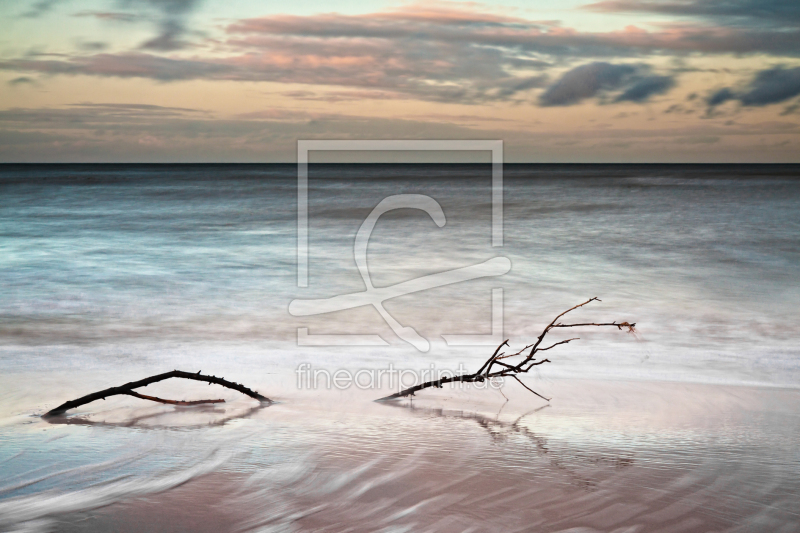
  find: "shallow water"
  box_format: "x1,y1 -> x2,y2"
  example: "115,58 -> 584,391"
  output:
1,164 -> 799,531
2,164 -> 798,384
1,382 -> 799,532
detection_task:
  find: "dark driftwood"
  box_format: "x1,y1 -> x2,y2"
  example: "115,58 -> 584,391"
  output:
43,370 -> 271,417
376,297 -> 635,402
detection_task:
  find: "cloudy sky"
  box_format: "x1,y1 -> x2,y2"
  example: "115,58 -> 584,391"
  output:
1,0 -> 799,162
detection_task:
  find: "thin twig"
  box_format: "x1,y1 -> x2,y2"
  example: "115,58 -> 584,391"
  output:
535,338 -> 579,353
512,376 -> 551,402
476,340 -> 508,375
124,390 -> 225,407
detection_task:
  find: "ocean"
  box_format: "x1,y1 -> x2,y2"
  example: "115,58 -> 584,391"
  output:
0,164 -> 798,532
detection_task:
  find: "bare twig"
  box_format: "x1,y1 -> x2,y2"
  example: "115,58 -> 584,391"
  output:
375,298 -> 634,402
536,338 -> 579,352
475,341 -> 508,375
43,370 -> 271,417
124,390 -> 225,407
512,376 -> 551,402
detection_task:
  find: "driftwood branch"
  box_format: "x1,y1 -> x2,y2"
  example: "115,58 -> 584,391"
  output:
376,297 -> 635,402
43,370 -> 271,417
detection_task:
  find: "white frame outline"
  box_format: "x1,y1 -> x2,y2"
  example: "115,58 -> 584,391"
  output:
296,140 -> 504,347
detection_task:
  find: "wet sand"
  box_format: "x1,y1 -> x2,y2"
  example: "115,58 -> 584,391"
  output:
2,380 -> 799,532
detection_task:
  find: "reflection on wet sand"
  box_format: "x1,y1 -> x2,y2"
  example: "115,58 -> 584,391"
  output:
43,403 -> 271,430
224,392 -> 799,532
1,383 -> 798,533
381,401 -> 635,492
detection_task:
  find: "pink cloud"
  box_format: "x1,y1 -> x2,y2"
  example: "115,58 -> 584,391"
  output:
2,2 -> 799,106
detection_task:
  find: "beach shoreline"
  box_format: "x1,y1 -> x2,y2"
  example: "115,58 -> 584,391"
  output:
2,379 -> 798,532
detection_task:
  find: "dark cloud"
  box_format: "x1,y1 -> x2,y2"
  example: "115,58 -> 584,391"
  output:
706,67 -> 800,109
0,43 -> 546,103
219,11 -> 559,102
122,0 -> 203,51
227,9 -> 800,57
740,67 -> 800,105
539,62 -> 673,105
0,103 -> 205,125
70,102 -> 205,115
0,53 -> 232,81
8,76 -> 35,86
72,11 -> 142,22
583,0 -> 800,59
20,0 -> 59,18
134,0 -> 199,17
583,0 -> 800,29
781,102 -> 800,115
277,90 -> 406,103
77,41 -> 109,51
707,87 -> 736,107
404,113 -> 514,123
614,74 -> 675,102
672,135 -> 720,144
71,1 -> 202,50
540,63 -> 636,106
496,75 -> 550,98
140,21 -> 187,51
18,0 -> 201,48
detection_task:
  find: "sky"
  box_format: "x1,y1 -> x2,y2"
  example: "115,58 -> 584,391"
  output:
1,0 -> 799,162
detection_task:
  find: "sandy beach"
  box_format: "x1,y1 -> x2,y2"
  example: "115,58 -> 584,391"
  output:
2,379 -> 798,532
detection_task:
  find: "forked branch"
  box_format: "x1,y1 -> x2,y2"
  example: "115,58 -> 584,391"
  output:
43,370 -> 271,417
376,298 -> 635,402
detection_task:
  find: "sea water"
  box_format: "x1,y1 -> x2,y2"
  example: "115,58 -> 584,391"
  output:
0,164 -> 798,532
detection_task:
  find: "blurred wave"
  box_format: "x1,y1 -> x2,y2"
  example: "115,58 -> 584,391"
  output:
1,164 -> 799,385
0,448 -> 234,533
